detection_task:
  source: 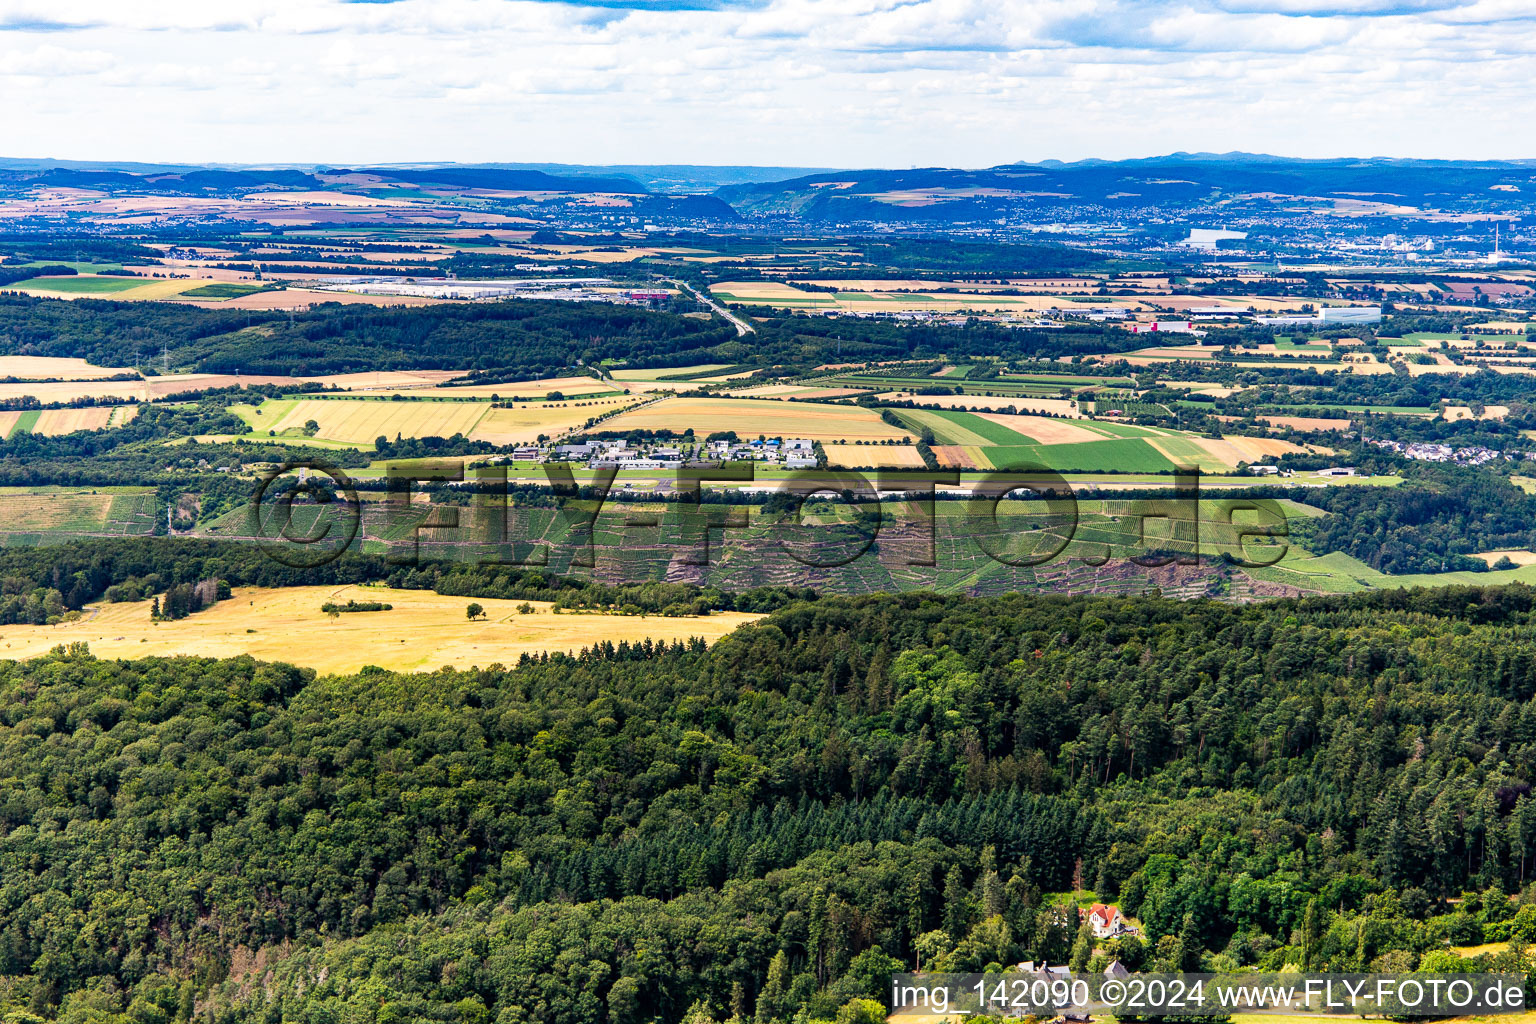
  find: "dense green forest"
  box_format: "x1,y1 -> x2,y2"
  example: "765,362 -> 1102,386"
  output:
0,295 -> 740,377
1287,466 -> 1536,574
0,294 -> 1154,381
2,584 -> 1536,1021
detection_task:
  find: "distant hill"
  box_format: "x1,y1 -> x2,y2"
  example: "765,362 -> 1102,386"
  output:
1,167 -> 329,193
450,163 -> 843,193
350,166 -> 649,195
714,155 -> 1536,221
0,164 -> 652,196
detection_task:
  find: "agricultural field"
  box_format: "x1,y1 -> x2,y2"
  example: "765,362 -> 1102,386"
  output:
470,397 -> 641,444
246,397 -> 491,445
820,443 -> 928,468
0,379 -> 152,403
179,283 -> 268,299
893,405 -> 1309,474
0,585 -> 760,673
12,406 -> 140,436
734,384 -> 868,400
6,273 -> 268,302
897,408 -> 1037,445
600,397 -> 914,442
8,275 -> 144,295
710,280 -> 1148,316
0,487 -> 155,541
0,356 -> 139,380
881,393 -> 1082,416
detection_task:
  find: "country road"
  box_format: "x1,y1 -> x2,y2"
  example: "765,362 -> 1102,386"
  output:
666,278 -> 755,336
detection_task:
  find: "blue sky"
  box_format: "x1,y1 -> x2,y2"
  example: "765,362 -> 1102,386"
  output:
0,0 -> 1532,166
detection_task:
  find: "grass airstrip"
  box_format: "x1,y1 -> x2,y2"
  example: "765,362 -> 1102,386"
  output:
0,585 -> 760,674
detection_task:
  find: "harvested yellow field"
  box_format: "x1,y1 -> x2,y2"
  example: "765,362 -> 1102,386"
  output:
0,492 -> 112,531
268,398 -> 490,445
735,384 -> 869,400
933,445 -> 988,469
602,397 -> 913,443
0,379 -> 150,403
0,585 -> 760,674
295,370 -> 462,391
979,413 -> 1103,444
0,356 -> 137,379
821,443 -> 928,468
1261,415 -> 1353,431
470,397 -> 643,444
688,369 -> 759,383
1444,404 -> 1510,421
1474,550 -> 1536,567
32,406 -> 139,435
0,411 -> 18,438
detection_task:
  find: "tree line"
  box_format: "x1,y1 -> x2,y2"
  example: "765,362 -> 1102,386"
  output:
2,585 -> 1536,1019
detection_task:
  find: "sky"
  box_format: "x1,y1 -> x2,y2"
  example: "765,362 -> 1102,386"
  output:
1,0 -> 1534,168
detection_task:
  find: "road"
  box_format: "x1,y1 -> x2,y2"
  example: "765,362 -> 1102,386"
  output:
666,278 -> 755,336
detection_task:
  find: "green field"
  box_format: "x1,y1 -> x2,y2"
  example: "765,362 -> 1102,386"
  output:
12,275 -> 144,294
181,283 -> 267,299
988,438 -> 1179,473
20,260 -> 123,273
1249,548 -> 1536,594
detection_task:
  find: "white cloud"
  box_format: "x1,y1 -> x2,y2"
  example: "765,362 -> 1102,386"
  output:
0,0 -> 1533,165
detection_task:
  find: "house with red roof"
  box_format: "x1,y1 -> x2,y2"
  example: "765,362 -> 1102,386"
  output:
1083,903 -> 1125,938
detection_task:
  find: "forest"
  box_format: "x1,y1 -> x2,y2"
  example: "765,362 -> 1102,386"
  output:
1,584 -> 1536,1022
0,295 -> 741,377
0,293 -> 1157,381
1286,465 -> 1536,574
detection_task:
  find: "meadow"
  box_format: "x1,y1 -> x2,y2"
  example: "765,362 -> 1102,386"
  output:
9,275 -> 144,295
179,283 -> 268,299
0,584 -> 760,673
1249,548 -> 1536,594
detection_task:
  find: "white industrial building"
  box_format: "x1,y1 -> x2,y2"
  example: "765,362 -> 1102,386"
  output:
314,277 -> 613,300
1253,306 -> 1381,327
1130,321 -> 1203,335
1319,306 -> 1383,324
